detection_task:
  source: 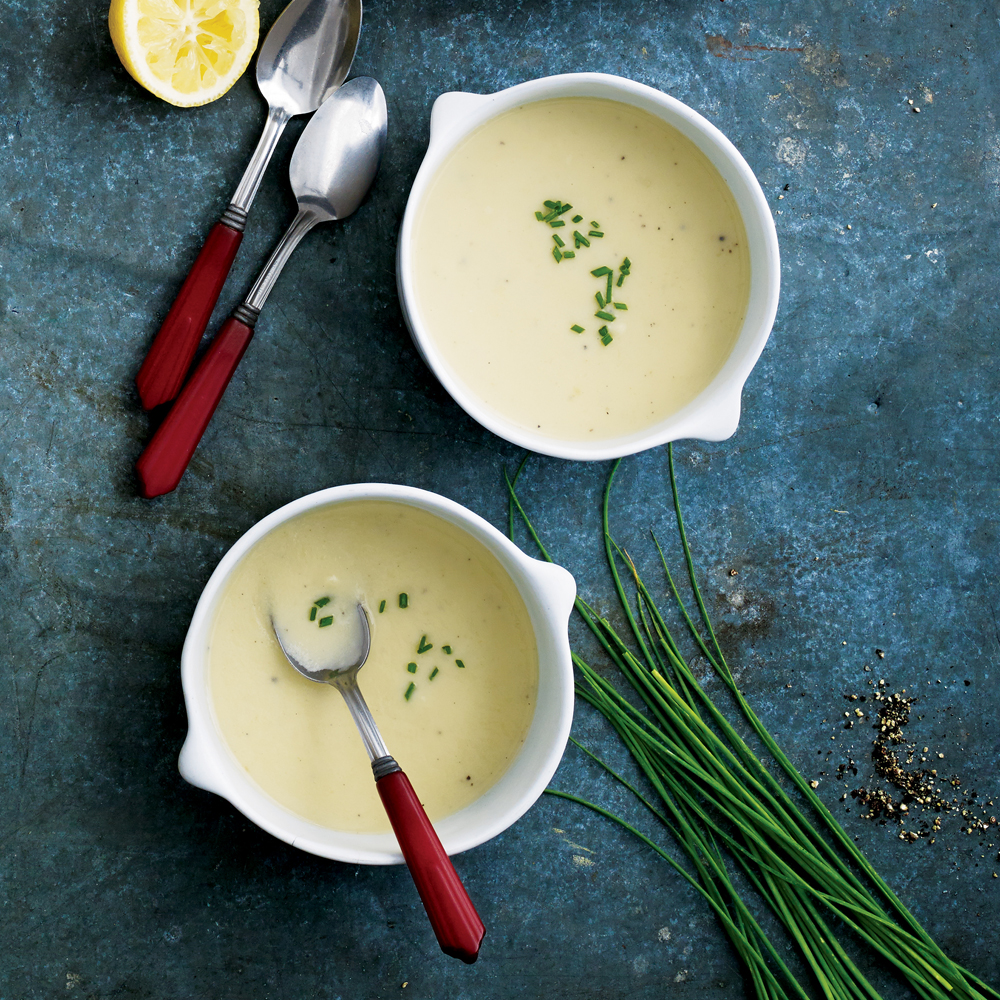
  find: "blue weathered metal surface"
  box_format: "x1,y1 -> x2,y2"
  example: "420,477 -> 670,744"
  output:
1,2 -> 997,997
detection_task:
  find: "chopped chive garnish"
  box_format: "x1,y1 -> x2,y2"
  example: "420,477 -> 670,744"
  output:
398,593 -> 408,608
573,231 -> 590,248
552,247 -> 563,262
589,230 -> 604,238
550,219 -> 566,228
535,210 -> 544,221
562,250 -> 576,258
590,220 -> 600,228
455,659 -> 466,669
407,662 -> 417,674
614,302 -> 628,310
417,635 -> 433,653
590,266 -> 612,277
404,682 -> 415,701
319,616 -> 333,627
429,667 -> 440,680
309,607 -> 317,621
572,214 -> 583,223
606,273 -> 613,303
595,291 -> 605,309
622,257 -> 632,269
599,326 -> 613,345
617,273 -> 626,287
543,200 -> 558,209
552,233 -> 565,248
313,596 -> 331,608
552,203 -> 573,217
571,324 -> 585,333
442,645 -> 452,654
596,310 -> 615,321
378,600 -> 386,613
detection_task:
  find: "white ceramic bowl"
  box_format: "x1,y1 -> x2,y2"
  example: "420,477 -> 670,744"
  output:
178,484 -> 577,865
397,72 -> 780,461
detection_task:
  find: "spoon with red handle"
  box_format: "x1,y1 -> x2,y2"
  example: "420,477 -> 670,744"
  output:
273,603 -> 485,963
135,77 -> 386,500
135,0 -> 362,411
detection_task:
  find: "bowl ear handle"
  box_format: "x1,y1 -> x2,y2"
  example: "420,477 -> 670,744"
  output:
428,91 -> 492,145
526,560 -> 577,620
178,731 -> 226,796
692,387 -> 743,442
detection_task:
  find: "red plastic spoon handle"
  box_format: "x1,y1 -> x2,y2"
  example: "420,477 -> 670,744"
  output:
376,769 -> 485,963
135,315 -> 255,499
136,221 -> 243,410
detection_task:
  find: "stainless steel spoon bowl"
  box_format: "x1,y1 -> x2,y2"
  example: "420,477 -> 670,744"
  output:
257,0 -> 363,112
273,604 -> 389,761
235,0 -> 365,216
238,75 -> 388,322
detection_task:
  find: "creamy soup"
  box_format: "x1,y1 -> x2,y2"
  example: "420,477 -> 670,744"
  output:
208,500 -> 538,833
410,97 -> 751,442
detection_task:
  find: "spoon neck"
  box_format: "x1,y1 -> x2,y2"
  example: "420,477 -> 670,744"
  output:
334,673 -> 392,762
230,106 -> 293,215
243,208 -> 320,315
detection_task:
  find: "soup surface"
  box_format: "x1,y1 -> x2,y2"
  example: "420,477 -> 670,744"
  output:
208,500 -> 538,833
410,97 -> 751,442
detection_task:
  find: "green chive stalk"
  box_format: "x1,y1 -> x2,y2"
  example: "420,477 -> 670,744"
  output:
506,449 -> 997,1000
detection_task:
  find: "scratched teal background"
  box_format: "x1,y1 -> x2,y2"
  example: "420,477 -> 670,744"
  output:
0,2 -> 998,998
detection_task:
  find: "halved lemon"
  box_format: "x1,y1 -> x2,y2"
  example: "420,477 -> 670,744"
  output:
109,0 -> 260,107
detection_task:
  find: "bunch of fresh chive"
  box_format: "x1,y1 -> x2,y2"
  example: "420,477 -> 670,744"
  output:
506,449 -> 997,1000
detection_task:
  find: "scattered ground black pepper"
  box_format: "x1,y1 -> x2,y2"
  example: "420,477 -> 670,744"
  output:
827,667 -> 998,856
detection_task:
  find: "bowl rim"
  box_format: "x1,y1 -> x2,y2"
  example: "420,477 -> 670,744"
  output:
397,71 -> 780,461
178,483 -> 577,865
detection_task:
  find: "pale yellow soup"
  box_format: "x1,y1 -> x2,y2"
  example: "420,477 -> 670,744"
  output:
410,97 -> 751,442
208,500 -> 538,834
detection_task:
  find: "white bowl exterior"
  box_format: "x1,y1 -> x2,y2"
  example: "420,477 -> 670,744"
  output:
397,73 -> 780,461
179,485 -> 576,865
